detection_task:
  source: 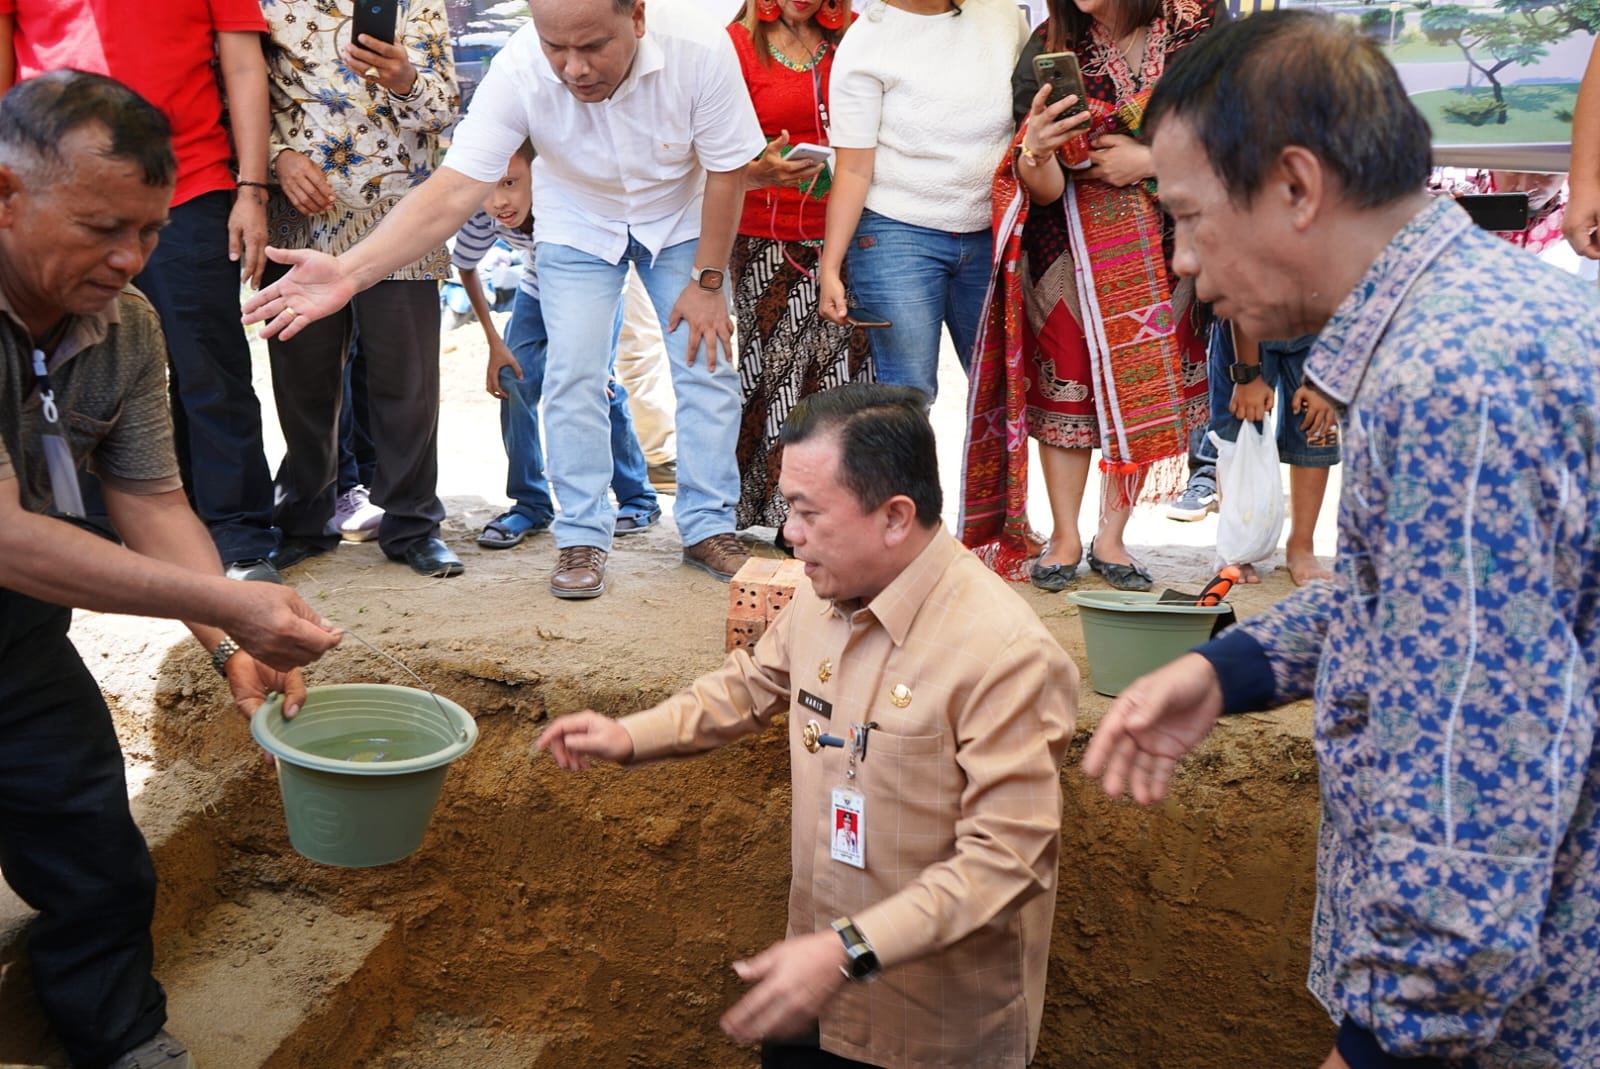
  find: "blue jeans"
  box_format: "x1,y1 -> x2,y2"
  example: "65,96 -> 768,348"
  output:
535,236 -> 741,549
1190,328 -> 1336,470
842,209 -> 991,402
498,288 -> 658,529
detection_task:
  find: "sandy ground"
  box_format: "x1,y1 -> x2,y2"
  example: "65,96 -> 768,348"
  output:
0,316 -> 1339,1067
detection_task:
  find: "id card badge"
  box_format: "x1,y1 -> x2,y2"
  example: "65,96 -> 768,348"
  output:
830,787 -> 864,869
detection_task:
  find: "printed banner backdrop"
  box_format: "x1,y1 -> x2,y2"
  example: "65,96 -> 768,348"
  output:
1231,0 -> 1592,171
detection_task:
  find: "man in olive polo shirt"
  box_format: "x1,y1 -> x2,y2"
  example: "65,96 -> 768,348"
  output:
0,72 -> 338,1069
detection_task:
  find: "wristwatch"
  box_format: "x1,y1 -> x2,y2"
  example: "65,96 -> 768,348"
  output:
690,266 -> 725,292
1227,362 -> 1263,385
831,917 -> 881,982
210,635 -> 242,678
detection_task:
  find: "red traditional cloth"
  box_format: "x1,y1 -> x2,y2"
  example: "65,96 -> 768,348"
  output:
960,4 -> 1218,580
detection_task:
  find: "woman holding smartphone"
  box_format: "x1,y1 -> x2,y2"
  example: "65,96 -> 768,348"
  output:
961,0 -> 1224,591
728,0 -> 871,537
816,0 -> 1032,403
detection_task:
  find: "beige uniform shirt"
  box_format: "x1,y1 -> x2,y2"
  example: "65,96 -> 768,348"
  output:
625,532 -> 1078,1068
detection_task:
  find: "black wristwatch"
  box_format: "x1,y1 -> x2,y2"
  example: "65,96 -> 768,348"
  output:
831,917 -> 881,982
691,266 -> 725,292
1227,362 -> 1263,385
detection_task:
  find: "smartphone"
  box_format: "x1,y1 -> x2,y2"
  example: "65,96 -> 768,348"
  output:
1456,191 -> 1530,232
785,142 -> 835,168
1032,51 -> 1090,122
352,0 -> 399,46
845,306 -> 892,329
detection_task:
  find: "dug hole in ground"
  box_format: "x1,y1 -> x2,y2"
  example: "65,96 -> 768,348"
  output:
0,320 -> 1338,1067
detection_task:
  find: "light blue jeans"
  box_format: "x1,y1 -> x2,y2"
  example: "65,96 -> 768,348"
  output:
535,236 -> 741,549
499,288 -> 658,532
843,209 -> 991,403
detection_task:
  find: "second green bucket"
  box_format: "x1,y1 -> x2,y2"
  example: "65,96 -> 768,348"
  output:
251,683 -> 478,867
1066,591 -> 1233,697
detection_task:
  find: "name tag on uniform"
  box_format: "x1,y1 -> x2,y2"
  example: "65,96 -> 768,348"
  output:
798,689 -> 833,720
831,787 -> 864,869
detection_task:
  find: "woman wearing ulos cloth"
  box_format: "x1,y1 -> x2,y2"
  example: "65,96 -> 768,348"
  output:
729,0 -> 872,538
960,0 -> 1223,592
815,0 -> 1032,404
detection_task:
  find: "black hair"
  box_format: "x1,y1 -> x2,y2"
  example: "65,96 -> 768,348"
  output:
1044,0 -> 1162,51
0,69 -> 175,189
1145,9 -> 1430,208
781,384 -> 942,526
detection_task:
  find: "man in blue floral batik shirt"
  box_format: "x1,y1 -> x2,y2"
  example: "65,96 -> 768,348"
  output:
261,0 -> 465,578
1084,12 -> 1600,1069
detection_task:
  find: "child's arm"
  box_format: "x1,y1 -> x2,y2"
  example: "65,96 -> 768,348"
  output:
460,265 -> 522,400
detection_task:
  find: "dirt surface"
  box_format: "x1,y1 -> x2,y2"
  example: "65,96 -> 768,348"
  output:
0,323 -> 1340,1067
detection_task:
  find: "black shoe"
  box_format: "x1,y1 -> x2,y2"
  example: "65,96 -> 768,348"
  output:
398,536 -> 464,578
224,557 -> 285,585
271,537 -> 334,571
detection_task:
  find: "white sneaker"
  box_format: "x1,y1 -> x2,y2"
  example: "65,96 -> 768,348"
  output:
326,484 -> 383,542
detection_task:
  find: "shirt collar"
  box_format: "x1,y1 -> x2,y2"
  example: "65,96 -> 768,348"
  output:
0,283 -> 120,372
819,530 -> 959,647
1306,195 -> 1471,406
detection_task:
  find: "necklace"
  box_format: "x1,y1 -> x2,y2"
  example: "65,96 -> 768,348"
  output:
1116,26 -> 1147,69
768,19 -> 827,72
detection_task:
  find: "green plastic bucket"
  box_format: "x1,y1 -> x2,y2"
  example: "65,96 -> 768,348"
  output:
250,683 -> 477,868
1066,591 -> 1234,697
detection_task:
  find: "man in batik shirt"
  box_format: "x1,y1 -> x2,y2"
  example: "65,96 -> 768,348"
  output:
1085,12 -> 1600,1069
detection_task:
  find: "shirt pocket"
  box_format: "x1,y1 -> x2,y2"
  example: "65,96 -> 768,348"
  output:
647,118 -> 695,176
65,408 -> 118,459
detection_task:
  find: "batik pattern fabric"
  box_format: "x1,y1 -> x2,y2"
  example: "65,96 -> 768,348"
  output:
731,235 -> 872,529
262,0 -> 458,280
1225,196 -> 1600,1065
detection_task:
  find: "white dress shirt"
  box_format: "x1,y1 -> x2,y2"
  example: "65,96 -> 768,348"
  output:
443,4 -> 765,263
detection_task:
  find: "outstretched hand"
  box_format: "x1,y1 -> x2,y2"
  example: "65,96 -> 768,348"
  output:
1080,652 -> 1224,804
537,710 -> 635,770
241,248 -> 357,340
226,655 -> 309,722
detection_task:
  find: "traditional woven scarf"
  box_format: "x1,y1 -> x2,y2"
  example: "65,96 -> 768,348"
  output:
960,90 -> 1203,579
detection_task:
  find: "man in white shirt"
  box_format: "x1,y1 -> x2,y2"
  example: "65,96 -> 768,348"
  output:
244,0 -> 766,599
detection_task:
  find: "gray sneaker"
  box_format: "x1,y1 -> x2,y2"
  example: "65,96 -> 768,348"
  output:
109,1031 -> 196,1069
1165,479 -> 1218,522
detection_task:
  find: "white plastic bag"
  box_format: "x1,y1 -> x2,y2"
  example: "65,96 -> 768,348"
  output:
1210,405 -> 1285,566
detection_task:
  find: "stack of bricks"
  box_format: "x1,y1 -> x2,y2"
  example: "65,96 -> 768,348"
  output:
726,557 -> 807,653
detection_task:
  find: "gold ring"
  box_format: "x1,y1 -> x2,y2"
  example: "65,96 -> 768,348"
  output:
284,305 -> 297,319
364,66 -> 380,80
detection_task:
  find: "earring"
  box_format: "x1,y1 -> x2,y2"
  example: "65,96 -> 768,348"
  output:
756,0 -> 781,21
816,0 -> 846,29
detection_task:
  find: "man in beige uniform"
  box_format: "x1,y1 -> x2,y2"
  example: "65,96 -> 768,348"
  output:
540,383 -> 1078,1069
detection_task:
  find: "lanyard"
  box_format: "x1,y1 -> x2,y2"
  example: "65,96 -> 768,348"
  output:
31,347 -> 86,518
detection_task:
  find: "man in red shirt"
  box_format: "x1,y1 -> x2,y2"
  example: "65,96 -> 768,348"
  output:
1,0 -> 285,582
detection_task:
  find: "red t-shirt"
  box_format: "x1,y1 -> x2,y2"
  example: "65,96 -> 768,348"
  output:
3,0 -> 268,207
728,23 -> 837,243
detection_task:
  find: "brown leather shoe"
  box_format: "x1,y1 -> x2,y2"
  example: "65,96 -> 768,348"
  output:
550,545 -> 607,599
681,532 -> 749,581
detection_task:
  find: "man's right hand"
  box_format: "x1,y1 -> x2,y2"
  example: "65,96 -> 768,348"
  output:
220,583 -> 342,673
1080,652 -> 1225,805
537,711 -> 635,770
241,247 -> 356,340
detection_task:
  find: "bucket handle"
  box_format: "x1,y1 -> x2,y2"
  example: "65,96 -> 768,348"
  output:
325,623 -> 471,743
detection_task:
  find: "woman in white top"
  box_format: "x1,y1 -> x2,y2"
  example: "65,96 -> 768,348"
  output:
815,0 -> 1030,402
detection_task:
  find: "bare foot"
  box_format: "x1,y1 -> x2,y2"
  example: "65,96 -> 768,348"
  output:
1236,563 -> 1261,584
1287,548 -> 1332,586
